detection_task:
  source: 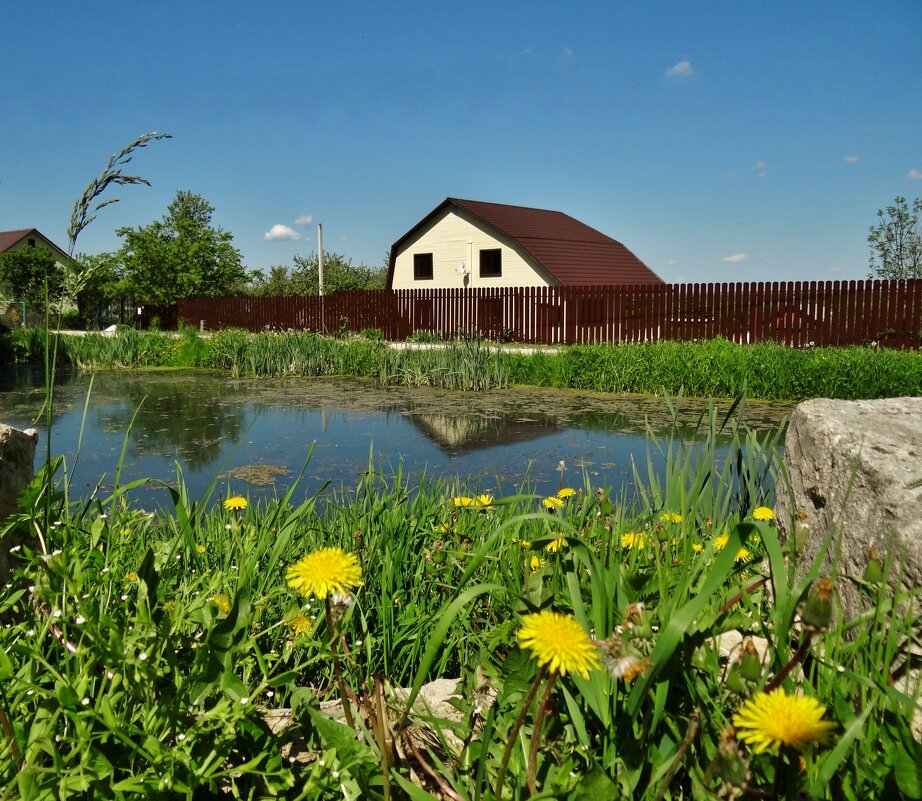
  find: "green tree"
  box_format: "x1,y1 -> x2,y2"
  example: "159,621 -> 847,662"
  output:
868,195 -> 922,279
72,252 -> 124,328
290,252 -> 386,295
248,265 -> 294,296
0,247 -> 65,305
117,190 -> 247,305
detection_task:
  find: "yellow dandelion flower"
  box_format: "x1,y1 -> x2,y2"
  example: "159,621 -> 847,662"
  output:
733,688 -> 836,753
556,487 -> 576,499
124,572 -> 138,582
545,535 -> 567,554
514,538 -> 532,550
517,609 -> 601,678
661,512 -> 683,524
692,543 -> 704,553
620,531 -> 646,550
287,547 -> 363,600
211,594 -> 231,614
542,496 -> 564,511
714,533 -> 730,551
224,496 -> 248,512
195,544 -> 206,554
452,496 -> 475,508
288,612 -> 312,637
735,547 -> 751,563
475,494 -> 495,509
529,554 -> 546,572
753,506 -> 775,522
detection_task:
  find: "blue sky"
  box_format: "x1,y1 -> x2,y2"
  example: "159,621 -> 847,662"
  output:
2,1 -> 920,283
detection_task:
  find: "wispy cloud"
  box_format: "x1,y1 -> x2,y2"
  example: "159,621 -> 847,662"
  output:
843,155 -> 860,164
563,46 -> 575,58
264,224 -> 301,241
721,253 -> 749,263
755,160 -> 766,177
908,169 -> 922,181
294,214 -> 313,225
665,59 -> 694,78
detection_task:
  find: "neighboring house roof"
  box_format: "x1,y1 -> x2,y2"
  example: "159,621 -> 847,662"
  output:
0,228 -> 72,263
387,197 -> 662,287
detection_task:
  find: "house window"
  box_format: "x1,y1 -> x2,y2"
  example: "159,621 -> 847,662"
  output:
27,238 -> 36,247
414,253 -> 434,280
480,248 -> 502,278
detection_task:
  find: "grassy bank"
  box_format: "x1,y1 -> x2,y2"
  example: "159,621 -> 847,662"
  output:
3,327 -> 921,400
2,413 -> 919,799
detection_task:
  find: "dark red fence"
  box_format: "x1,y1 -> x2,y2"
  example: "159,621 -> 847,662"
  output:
173,280 -> 922,348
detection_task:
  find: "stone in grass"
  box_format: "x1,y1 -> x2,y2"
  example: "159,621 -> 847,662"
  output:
0,423 -> 38,587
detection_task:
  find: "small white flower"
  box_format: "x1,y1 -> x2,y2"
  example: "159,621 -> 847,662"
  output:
52,549 -> 62,556
177,733 -> 186,741
266,690 -> 274,698
120,594 -> 128,601
101,567 -> 109,574
52,609 -> 62,619
138,652 -> 148,662
81,697 -> 90,706
9,545 -> 21,553
75,615 -> 86,625
240,696 -> 249,705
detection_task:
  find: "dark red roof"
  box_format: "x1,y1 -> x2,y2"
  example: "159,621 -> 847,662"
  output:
0,229 -> 35,253
0,228 -> 71,262
387,198 -> 662,287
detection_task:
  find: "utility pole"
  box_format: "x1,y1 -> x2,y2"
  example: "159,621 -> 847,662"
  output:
317,223 -> 325,297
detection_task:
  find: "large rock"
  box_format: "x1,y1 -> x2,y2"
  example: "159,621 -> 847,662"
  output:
777,398 -> 922,741
0,423 -> 38,586
776,397 -> 922,619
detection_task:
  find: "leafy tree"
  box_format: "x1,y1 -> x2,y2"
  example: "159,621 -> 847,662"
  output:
0,246 -> 65,305
117,190 -> 247,305
248,252 -> 386,296
868,195 -> 922,279
72,252 -> 123,328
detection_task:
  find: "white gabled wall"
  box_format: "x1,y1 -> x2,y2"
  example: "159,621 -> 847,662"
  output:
391,207 -> 555,289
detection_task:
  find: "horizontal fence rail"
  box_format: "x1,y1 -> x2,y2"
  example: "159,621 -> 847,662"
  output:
171,280 -> 922,348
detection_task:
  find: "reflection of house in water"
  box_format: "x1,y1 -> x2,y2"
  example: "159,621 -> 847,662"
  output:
400,408 -> 562,454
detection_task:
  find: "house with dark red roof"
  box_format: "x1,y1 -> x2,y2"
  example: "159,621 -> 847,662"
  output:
0,228 -> 73,267
386,198 -> 661,289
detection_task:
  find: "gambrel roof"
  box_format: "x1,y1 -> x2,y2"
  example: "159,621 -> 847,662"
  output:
387,197 -> 662,287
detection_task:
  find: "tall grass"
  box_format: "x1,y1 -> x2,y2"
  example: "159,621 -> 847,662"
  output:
2,402 -> 919,798
4,329 -> 921,399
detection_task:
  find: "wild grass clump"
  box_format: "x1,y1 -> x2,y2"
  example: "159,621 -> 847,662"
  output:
3,329 -> 922,399
1,408 -> 919,799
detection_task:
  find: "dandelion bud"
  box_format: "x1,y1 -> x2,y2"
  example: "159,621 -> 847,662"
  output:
863,547 -> 884,585
738,638 -> 763,683
801,576 -> 836,634
715,727 -> 750,798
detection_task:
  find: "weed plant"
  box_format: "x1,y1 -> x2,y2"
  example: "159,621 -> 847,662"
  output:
4,330 -> 922,400
1,403 -> 919,799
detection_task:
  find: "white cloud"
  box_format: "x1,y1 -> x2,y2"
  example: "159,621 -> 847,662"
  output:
264,224 -> 301,241
294,214 -> 313,226
563,47 -> 575,58
665,259 -> 679,265
721,253 -> 749,263
908,169 -> 922,181
755,160 -> 766,177
665,59 -> 694,78
843,155 -> 860,164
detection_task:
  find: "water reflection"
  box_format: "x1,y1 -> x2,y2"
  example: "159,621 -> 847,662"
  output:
0,368 -> 792,505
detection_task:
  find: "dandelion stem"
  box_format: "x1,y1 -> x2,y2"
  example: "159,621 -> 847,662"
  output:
765,632 -> 812,692
494,670 -> 544,800
325,595 -> 355,729
526,670 -> 558,796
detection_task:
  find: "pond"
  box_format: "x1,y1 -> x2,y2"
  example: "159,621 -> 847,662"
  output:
0,368 -> 793,507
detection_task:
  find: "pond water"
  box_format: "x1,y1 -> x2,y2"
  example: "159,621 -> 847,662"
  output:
0,367 -> 792,507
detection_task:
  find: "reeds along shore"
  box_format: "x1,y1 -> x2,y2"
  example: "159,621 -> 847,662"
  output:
2,326 -> 922,399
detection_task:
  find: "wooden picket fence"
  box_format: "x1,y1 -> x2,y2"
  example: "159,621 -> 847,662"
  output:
169,280 -> 922,348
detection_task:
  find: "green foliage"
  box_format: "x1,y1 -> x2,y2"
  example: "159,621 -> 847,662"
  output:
0,248 -> 63,306
4,330 -> 922,400
248,252 -> 387,296
1,406 -> 918,798
868,195 -> 922,279
117,190 -> 248,305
